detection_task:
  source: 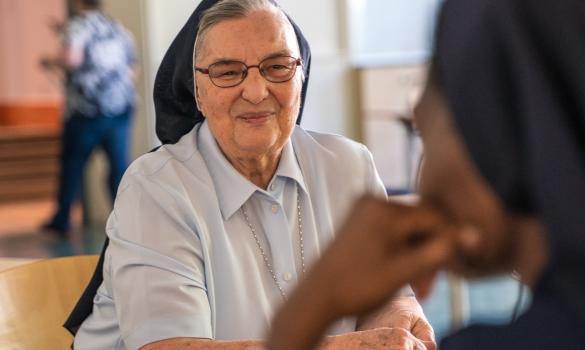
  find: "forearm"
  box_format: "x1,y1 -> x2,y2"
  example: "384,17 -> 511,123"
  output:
41,56 -> 67,71
143,330 -> 398,350
41,48 -> 82,71
141,338 -> 262,350
268,302 -> 332,350
268,272 -> 337,350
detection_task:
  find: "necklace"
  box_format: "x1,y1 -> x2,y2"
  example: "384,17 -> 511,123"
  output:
240,186 -> 305,300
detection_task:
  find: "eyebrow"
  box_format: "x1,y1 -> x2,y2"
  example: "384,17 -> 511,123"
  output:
262,50 -> 296,60
208,50 -> 297,64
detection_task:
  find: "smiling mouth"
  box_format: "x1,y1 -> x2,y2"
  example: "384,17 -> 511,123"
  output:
237,112 -> 274,124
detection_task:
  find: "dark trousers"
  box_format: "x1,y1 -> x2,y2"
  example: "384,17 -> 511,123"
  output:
48,109 -> 132,232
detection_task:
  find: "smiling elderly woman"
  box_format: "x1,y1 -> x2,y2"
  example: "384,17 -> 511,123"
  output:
70,0 -> 435,349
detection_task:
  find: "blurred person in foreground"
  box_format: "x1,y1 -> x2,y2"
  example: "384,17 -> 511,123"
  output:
41,0 -> 137,237
268,0 -> 585,349
67,0 -> 436,349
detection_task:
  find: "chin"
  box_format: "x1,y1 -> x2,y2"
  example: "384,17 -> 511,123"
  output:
237,132 -> 281,150
238,141 -> 278,154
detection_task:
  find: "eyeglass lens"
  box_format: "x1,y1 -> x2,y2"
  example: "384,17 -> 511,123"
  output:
208,56 -> 298,87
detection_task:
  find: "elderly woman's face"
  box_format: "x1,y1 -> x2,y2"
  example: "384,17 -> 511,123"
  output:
194,9 -> 302,160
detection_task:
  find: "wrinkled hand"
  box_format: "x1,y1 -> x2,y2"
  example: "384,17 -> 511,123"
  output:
324,328 -> 429,350
358,297 -> 436,350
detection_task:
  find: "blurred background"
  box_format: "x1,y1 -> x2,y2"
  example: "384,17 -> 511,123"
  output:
0,0 -> 529,341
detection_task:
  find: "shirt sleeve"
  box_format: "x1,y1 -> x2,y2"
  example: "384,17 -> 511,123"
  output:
360,144 -> 388,200
106,172 -> 212,350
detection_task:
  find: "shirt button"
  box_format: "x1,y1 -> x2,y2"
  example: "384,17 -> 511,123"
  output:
271,204 -> 278,213
270,183 -> 275,191
283,272 -> 292,281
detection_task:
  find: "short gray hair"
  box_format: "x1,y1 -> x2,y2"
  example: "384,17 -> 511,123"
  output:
193,0 -> 281,63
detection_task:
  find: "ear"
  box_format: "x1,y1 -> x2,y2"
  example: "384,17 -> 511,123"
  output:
194,78 -> 202,113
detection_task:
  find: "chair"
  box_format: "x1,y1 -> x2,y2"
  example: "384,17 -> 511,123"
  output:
0,255 -> 99,350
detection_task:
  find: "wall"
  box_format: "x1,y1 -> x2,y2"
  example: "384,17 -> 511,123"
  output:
0,0 -> 64,128
275,0 -> 359,138
0,0 -> 63,103
347,0 -> 442,66
141,0 -> 196,147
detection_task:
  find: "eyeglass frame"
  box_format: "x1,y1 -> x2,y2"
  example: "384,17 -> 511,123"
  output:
194,55 -> 303,88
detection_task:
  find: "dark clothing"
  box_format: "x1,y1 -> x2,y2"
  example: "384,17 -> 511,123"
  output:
65,0 -> 312,334
442,286 -> 585,349
47,109 -> 131,232
153,0 -> 312,144
435,0 -> 585,347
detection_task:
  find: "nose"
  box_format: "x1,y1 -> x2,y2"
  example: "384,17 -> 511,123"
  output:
241,67 -> 269,104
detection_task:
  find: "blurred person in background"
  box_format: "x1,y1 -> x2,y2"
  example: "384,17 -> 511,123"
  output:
268,0 -> 584,349
40,0 -> 137,238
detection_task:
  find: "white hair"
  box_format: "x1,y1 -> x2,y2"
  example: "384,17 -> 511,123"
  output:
192,0 -> 303,110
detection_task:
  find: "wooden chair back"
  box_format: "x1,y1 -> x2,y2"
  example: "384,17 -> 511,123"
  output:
0,255 -> 99,350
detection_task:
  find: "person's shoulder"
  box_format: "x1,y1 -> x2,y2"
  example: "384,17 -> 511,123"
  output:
66,14 -> 89,35
123,128 -> 202,182
291,127 -> 374,183
293,127 -> 368,158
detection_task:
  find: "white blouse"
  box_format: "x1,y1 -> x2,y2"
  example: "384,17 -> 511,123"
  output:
74,121 -> 387,350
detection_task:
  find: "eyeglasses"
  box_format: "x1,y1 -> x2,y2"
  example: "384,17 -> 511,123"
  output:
194,55 -> 302,88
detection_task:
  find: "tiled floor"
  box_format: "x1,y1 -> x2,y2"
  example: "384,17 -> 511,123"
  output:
0,199 -> 104,260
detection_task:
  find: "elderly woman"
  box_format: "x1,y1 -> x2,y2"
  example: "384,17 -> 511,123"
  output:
69,0 -> 436,349
267,0 -> 585,349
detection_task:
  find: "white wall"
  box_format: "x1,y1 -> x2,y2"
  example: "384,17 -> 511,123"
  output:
0,0 -> 64,103
278,0 -> 359,138
347,0 -> 442,66
141,0 -> 196,148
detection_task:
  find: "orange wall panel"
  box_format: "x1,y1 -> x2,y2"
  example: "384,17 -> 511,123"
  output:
0,102 -> 62,129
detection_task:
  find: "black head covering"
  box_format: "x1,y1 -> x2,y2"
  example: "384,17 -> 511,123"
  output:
434,0 -> 585,321
154,0 -> 312,144
64,0 -> 311,334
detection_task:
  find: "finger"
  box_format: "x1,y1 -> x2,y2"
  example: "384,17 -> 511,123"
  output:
412,337 -> 429,350
357,197 -> 445,229
456,225 -> 483,254
411,317 -> 435,343
386,234 -> 453,289
389,203 -> 446,235
411,272 -> 437,300
421,340 -> 437,350
346,197 -> 448,250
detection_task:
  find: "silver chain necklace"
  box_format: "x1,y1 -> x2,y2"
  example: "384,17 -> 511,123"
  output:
240,186 -> 305,300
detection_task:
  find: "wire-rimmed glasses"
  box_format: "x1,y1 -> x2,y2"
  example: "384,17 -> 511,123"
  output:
195,55 -> 302,88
